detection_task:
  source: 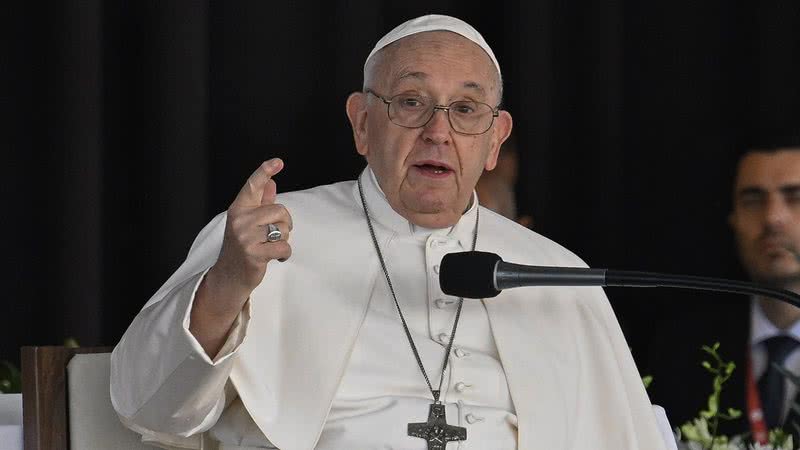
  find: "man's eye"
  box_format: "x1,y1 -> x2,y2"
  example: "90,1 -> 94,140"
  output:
739,195 -> 764,208
399,97 -> 426,108
453,103 -> 476,114
785,190 -> 800,204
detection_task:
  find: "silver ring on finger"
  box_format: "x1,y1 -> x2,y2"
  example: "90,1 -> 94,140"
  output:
265,223 -> 282,243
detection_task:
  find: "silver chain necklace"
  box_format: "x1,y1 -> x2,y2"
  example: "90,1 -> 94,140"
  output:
357,176 -> 478,449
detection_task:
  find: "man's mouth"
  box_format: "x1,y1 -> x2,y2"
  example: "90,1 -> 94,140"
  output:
758,236 -> 799,258
413,161 -> 453,177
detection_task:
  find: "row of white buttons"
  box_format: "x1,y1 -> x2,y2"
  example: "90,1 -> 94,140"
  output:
430,235 -> 477,418
430,236 -> 490,430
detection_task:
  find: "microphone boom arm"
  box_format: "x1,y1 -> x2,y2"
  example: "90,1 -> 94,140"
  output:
440,251 -> 800,308
605,270 -> 800,308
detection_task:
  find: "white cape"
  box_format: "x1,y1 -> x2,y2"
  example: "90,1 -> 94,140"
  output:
111,171 -> 669,450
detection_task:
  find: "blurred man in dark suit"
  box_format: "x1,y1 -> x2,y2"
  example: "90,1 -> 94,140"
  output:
646,135 -> 800,442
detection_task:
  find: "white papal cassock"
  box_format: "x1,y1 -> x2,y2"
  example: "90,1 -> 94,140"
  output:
111,168 -> 670,450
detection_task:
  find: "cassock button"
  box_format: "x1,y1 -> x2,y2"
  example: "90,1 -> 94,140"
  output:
454,382 -> 472,392
435,298 -> 454,309
433,264 -> 440,274
430,239 -> 449,248
465,413 -> 484,424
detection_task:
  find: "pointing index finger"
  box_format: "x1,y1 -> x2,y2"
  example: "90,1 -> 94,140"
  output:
232,158 -> 284,207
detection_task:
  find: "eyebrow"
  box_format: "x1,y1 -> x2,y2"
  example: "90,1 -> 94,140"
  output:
462,81 -> 486,96
736,184 -> 800,197
782,185 -> 800,196
736,186 -> 766,198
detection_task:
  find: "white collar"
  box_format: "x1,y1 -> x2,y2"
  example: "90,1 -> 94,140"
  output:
354,167 -> 479,247
750,298 -> 800,346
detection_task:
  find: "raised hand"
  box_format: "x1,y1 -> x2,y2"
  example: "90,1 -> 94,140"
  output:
190,158 -> 292,356
213,158 -> 293,297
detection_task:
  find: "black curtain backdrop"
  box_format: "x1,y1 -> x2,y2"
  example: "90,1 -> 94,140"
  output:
2,0 -> 798,388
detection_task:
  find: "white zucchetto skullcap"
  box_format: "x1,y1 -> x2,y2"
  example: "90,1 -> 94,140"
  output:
364,14 -> 501,79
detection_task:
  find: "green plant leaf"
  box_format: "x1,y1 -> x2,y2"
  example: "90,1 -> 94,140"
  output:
679,343 -> 742,448
0,360 -> 22,394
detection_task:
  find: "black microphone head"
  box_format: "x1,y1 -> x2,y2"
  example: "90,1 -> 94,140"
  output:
439,251 -> 502,298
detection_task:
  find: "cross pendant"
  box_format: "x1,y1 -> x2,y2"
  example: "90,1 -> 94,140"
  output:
408,403 -> 467,450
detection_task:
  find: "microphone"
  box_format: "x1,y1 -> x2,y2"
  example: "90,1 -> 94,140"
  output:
439,251 -> 800,307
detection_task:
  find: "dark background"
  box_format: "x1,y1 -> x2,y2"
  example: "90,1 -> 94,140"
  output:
1,0 -> 798,406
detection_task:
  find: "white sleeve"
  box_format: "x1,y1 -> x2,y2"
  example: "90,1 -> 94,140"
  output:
110,213 -> 251,437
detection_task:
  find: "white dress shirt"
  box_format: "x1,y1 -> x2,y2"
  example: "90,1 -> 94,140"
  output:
750,299 -> 800,421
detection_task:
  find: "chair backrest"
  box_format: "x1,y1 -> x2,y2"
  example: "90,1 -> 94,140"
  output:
21,346 -> 155,450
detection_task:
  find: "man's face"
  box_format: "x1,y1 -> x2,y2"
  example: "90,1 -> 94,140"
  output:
730,149 -> 800,286
347,31 -> 512,228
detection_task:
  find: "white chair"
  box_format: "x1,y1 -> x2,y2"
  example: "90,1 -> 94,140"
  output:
21,346 -> 156,450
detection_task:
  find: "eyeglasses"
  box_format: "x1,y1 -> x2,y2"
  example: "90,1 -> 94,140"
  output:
365,89 -> 500,136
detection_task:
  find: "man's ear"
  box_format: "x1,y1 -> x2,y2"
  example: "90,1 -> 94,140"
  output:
346,92 -> 369,156
484,110 -> 513,171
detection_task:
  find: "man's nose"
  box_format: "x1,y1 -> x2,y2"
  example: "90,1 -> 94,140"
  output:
765,195 -> 791,227
421,108 -> 452,144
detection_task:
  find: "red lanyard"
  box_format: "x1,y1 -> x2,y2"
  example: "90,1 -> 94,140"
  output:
746,352 -> 770,444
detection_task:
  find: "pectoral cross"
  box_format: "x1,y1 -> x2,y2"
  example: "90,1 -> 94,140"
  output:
408,403 -> 467,450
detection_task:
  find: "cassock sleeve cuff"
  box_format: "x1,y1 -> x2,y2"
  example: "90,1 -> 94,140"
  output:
180,268 -> 253,366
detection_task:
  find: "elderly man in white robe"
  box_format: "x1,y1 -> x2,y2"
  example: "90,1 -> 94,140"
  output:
111,15 -> 673,450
